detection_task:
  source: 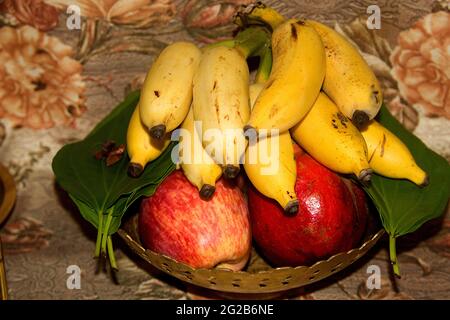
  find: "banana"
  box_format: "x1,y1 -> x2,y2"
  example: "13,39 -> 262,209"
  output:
244,83 -> 298,214
306,20 -> 382,129
244,19 -> 325,135
361,120 -> 428,186
291,93 -> 372,182
127,104 -> 171,177
180,107 -> 222,200
192,45 -> 250,179
139,42 -> 201,139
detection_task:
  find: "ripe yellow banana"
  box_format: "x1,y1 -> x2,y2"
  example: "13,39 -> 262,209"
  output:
306,20 -> 382,129
245,19 -> 325,135
361,121 -> 428,186
180,108 -> 222,200
139,42 -> 201,139
291,93 -> 372,182
192,45 -> 250,179
244,83 -> 298,214
127,104 -> 171,177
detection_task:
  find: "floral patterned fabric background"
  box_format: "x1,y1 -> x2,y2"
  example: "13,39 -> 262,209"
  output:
0,0 -> 449,300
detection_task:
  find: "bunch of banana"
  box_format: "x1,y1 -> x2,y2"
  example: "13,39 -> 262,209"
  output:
179,108 -> 222,199
127,104 -> 171,177
139,42 -> 201,139
291,93 -> 372,182
246,5 -> 427,185
244,83 -> 299,215
125,3 -> 428,213
245,19 -> 326,135
361,121 -> 428,186
192,45 -> 250,179
243,5 -> 382,129
126,29 -> 269,184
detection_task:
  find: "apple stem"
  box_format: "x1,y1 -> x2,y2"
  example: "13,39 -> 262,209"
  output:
94,210 -> 103,258
107,236 -> 117,271
389,235 -> 401,278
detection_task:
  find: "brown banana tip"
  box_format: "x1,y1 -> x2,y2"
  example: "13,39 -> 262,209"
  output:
243,124 -> 255,133
149,124 -> 166,140
352,110 -> 370,130
420,174 -> 430,188
223,165 -> 240,179
284,200 -> 299,216
199,184 -> 216,200
128,163 -> 144,178
358,168 -> 373,184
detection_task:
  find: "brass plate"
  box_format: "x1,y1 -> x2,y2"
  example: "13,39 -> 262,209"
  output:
119,214 -> 384,294
0,163 -> 16,226
0,162 -> 16,300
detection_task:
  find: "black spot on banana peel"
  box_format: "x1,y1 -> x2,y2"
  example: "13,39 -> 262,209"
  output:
379,133 -> 387,157
265,79 -> 274,89
336,112 -> 349,125
200,184 -> 216,200
351,110 -> 370,130
223,164 -> 240,179
358,168 -> 373,184
290,24 -> 298,40
149,124 -> 166,139
284,199 -> 299,216
128,163 -> 144,178
373,90 -> 379,104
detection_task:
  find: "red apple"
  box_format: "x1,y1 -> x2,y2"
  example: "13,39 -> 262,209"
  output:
248,150 -> 368,267
139,170 -> 251,271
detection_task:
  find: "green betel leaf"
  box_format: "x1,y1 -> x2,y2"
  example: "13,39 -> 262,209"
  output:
364,105 -> 450,276
366,106 -> 450,236
69,195 -> 99,229
69,194 -> 128,235
52,90 -> 176,268
52,91 -> 176,213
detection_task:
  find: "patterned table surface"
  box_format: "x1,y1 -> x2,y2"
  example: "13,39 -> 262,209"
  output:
0,0 -> 449,300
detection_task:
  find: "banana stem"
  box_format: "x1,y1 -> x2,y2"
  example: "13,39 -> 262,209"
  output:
389,235 -> 401,278
234,27 -> 271,59
94,210 -> 104,257
255,46 -> 272,84
101,208 -> 113,257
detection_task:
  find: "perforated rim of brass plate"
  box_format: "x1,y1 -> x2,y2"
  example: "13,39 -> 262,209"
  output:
118,215 -> 384,294
0,163 -> 16,225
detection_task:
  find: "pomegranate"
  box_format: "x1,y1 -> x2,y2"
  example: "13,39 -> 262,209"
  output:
248,150 -> 368,267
